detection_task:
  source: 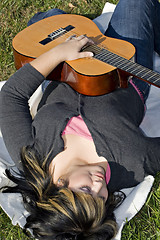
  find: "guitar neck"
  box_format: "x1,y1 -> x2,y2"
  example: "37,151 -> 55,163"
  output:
84,44 -> 160,88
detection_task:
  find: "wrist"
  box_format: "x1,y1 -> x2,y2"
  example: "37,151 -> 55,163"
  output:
30,46 -> 64,77
52,44 -> 68,63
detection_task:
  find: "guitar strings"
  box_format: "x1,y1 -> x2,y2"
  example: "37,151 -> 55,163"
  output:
56,29 -> 160,85
53,29 -> 104,53
54,28 -> 122,57
101,50 -> 160,84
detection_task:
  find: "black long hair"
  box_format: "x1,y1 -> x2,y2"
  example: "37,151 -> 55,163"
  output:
1,146 -> 125,240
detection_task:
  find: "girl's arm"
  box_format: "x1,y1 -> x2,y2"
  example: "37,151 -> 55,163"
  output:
0,36 -> 93,170
30,35 -> 93,77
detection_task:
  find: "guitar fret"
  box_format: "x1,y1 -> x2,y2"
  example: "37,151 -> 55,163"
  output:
104,51 -> 135,70
90,46 -> 101,55
130,65 -> 160,84
131,64 -> 160,83
104,55 -> 123,66
148,75 -> 160,84
147,72 -> 159,80
107,55 -> 124,65
93,46 -> 160,87
134,67 -> 150,77
95,54 -> 126,69
84,41 -> 160,87
98,50 -> 112,60
127,63 -> 154,79
140,71 -> 156,80
113,60 -> 127,69
124,63 -> 142,74
105,51 -> 125,65
117,59 -> 133,69
153,78 -> 160,84
96,50 -> 127,69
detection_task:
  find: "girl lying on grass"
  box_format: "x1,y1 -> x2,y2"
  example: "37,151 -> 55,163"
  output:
0,0 -> 160,239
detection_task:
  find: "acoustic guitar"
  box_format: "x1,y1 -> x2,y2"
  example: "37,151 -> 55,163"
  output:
12,14 -> 160,96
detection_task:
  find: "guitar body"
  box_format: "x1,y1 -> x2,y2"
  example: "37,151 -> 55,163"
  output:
13,14 -> 135,95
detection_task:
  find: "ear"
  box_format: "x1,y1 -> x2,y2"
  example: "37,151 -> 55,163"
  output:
57,178 -> 65,187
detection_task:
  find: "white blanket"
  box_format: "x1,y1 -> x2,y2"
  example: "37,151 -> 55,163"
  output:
0,3 -> 160,239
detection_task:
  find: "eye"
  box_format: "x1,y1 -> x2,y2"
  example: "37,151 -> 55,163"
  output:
80,186 -> 91,194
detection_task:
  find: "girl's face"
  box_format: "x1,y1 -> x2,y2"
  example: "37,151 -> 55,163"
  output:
66,165 -> 108,201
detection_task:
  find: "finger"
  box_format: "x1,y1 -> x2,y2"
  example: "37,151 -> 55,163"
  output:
77,35 -> 94,44
66,34 -> 77,41
76,35 -> 86,41
78,38 -> 92,51
79,51 -> 94,58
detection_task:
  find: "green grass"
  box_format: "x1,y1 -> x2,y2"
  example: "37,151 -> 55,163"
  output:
0,0 -> 160,239
0,207 -> 31,240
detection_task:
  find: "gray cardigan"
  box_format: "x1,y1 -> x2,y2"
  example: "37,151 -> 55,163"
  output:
0,63 -> 160,192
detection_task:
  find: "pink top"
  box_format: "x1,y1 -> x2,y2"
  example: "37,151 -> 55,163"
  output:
62,115 -> 111,184
129,79 -> 144,103
62,115 -> 93,141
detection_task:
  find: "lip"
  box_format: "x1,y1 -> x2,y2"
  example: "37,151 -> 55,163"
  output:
94,172 -> 105,180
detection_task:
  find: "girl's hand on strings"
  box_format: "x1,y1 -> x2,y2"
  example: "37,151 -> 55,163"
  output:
56,35 -> 94,62
30,35 -> 94,77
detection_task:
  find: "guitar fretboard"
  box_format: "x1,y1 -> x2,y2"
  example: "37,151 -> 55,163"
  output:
84,44 -> 160,87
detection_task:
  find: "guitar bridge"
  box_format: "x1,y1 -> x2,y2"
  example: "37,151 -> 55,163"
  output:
39,25 -> 75,45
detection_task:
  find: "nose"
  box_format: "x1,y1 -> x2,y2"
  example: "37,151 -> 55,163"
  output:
90,176 -> 103,196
